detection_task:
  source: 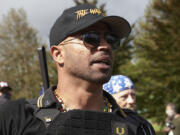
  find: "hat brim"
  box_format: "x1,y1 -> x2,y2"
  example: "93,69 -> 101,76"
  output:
102,16 -> 131,38
69,15 -> 131,39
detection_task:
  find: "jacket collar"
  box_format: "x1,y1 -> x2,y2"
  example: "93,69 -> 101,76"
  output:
37,85 -> 126,117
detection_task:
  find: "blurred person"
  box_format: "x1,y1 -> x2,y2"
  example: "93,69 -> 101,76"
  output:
0,81 -> 12,105
103,75 -> 156,134
0,4 -> 154,135
103,75 -> 136,111
163,103 -> 180,135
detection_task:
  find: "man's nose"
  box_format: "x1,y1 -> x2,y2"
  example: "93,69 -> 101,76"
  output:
127,95 -> 135,104
97,39 -> 112,52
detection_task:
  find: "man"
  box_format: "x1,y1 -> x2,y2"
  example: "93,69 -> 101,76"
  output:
163,103 -> 180,135
0,4 -> 152,135
0,81 -> 12,105
103,75 -> 136,111
103,75 -> 156,134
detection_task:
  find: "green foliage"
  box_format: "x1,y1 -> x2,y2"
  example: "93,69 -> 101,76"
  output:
112,24 -> 135,75
133,0 -> 180,124
0,9 -> 44,99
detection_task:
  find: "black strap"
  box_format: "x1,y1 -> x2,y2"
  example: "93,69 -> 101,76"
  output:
27,98 -> 60,127
35,108 -> 60,127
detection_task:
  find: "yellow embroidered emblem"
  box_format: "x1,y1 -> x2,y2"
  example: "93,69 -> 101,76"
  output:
75,8 -> 103,20
45,117 -> 52,123
75,9 -> 88,20
89,9 -> 102,15
112,121 -> 128,135
116,127 -> 125,135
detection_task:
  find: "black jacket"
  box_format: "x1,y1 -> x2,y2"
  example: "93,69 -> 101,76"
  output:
123,109 -> 156,135
0,95 -> 10,105
0,86 -> 156,135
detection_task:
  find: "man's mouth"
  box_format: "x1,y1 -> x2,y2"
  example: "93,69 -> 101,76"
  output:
93,59 -> 111,66
91,56 -> 112,66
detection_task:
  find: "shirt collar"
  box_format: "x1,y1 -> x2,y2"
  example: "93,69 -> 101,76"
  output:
37,85 -> 58,108
36,85 -> 126,117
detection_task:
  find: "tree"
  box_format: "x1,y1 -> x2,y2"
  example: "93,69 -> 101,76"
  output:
0,8 -> 44,99
133,0 -> 180,123
112,24 -> 135,75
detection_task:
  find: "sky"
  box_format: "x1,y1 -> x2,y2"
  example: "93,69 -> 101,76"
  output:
0,0 -> 150,44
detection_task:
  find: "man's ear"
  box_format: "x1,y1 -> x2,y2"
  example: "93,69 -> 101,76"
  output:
50,45 -> 64,64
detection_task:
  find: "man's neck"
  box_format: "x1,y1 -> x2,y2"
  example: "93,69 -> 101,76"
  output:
56,76 -> 105,112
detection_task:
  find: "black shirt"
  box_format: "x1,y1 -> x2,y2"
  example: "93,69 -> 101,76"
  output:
0,95 -> 10,105
0,86 -> 155,135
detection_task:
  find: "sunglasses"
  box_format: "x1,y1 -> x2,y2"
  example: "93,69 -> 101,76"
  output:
61,31 -> 120,51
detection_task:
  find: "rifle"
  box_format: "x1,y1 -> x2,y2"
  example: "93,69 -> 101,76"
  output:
37,46 -> 50,91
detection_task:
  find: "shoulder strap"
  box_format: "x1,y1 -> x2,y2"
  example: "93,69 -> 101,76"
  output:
123,109 -> 156,135
35,108 -> 60,127
27,97 -> 60,127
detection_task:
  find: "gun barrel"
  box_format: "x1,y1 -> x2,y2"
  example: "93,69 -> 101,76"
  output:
37,46 -> 49,90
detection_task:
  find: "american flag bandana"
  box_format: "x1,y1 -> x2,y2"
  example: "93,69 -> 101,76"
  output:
103,75 -> 135,94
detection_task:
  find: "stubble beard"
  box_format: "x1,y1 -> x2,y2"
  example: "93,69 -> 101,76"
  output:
64,58 -> 113,84
70,68 -> 112,84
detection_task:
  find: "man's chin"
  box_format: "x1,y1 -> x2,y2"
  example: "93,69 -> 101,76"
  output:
95,74 -> 112,84
78,71 -> 112,84
124,106 -> 136,112
129,107 -> 136,112
87,75 -> 111,84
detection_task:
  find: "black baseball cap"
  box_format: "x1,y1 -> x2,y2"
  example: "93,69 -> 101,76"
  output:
50,4 -> 131,46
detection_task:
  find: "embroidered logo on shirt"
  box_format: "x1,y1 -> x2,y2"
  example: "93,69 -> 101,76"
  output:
112,121 -> 128,135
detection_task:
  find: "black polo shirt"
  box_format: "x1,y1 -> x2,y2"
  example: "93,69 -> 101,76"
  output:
0,86 -> 154,135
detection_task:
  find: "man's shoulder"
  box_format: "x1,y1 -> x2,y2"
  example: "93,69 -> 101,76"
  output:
0,96 -> 9,105
123,109 -> 151,124
0,98 -> 29,114
0,98 -> 36,126
123,109 -> 156,134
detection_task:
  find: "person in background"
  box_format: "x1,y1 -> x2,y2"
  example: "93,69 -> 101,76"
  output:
163,103 -> 180,135
103,75 -> 156,134
0,81 -> 12,105
103,75 -> 136,111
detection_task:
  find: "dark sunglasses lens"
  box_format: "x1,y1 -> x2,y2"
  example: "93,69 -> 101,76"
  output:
106,33 -> 120,51
83,32 -> 100,47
